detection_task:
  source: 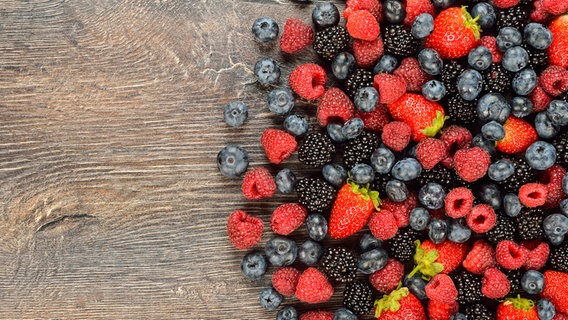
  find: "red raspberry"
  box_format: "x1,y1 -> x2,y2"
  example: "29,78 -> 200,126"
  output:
480,36 -> 503,63
554,313 -> 568,320
381,121 -> 412,151
272,267 -> 301,296
280,18 -> 314,54
481,268 -> 510,299
463,240 -> 497,275
317,87 -> 355,127
346,10 -> 380,41
539,164 -> 566,208
300,311 -> 334,320
368,209 -> 398,240
357,105 -> 391,132
522,241 -> 550,270
532,0 -> 554,22
295,267 -> 334,304
466,204 -> 497,234
453,147 -> 491,182
381,192 -> 418,227
270,203 -> 307,235
496,240 -> 529,270
289,63 -> 326,101
416,138 -> 448,170
353,37 -> 384,68
542,0 -> 568,15
393,57 -> 431,92
344,0 -> 382,21
226,210 -> 264,250
369,258 -> 404,294
261,128 -> 297,164
439,125 -> 473,168
518,183 -> 548,208
404,0 -> 436,26
530,84 -> 553,112
493,0 -> 520,8
445,187 -> 474,218
425,274 -> 458,304
373,73 -> 407,104
539,65 -> 568,97
242,167 -> 277,200
428,300 -> 459,320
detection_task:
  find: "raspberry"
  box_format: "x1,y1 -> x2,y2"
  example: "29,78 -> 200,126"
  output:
357,105 -> 391,132
393,57 -> 431,92
493,0 -> 520,8
403,0 -> 436,26
300,311 -> 334,320
295,267 -> 334,304
353,37 -> 384,68
529,84 -> 553,112
522,241 -> 550,270
289,63 -> 326,101
346,10 -> 380,41
317,87 -> 355,127
425,274 -> 458,304
466,204 -> 497,234
440,125 -> 473,168
542,0 -> 568,15
381,192 -> 418,227
480,36 -> 503,63
242,167 -> 277,200
531,0 -> 554,22
368,209 -> 398,240
481,268 -> 510,299
518,183 -> 548,208
226,210 -> 264,250
272,267 -> 301,296
270,203 -> 308,235
369,258 -> 404,294
453,147 -> 491,182
372,73 -> 407,104
381,121 -> 412,152
415,138 -> 448,170
344,0 -> 382,21
539,65 -> 568,97
428,300 -> 459,320
261,128 -> 297,165
445,187 -> 474,218
463,240 -> 497,275
540,164 -> 566,208
280,18 -> 314,54
495,240 -> 529,270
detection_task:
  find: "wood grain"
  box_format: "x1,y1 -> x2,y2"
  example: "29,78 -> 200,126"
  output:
0,0 -> 355,319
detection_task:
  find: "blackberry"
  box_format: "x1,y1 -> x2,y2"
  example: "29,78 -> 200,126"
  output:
313,25 -> 350,61
321,247 -> 357,283
345,69 -> 374,98
485,213 -> 516,244
483,64 -> 512,94
445,95 -> 478,126
441,60 -> 465,94
454,272 -> 483,304
343,131 -> 380,168
296,177 -> 336,213
548,242 -> 568,272
416,165 -> 468,189
298,131 -> 336,168
372,172 -> 392,197
343,281 -> 374,315
465,303 -> 495,320
504,269 -> 524,294
386,228 -> 420,262
496,156 -> 537,194
560,90 -> 568,104
382,25 -> 420,56
551,131 -> 568,168
524,44 -> 549,73
496,6 -> 529,31
515,208 -> 545,241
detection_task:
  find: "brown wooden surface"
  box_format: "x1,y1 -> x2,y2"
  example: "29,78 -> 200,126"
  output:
0,0 -> 350,319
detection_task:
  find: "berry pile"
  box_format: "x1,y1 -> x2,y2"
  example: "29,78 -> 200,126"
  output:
219,1 -> 568,319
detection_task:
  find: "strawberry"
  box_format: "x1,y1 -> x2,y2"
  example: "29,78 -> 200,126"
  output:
409,240 -> 468,279
404,0 -> 436,26
374,287 -> 427,320
387,93 -> 446,142
496,116 -> 538,154
428,300 -> 459,320
496,296 -> 539,320
329,181 -> 381,239
425,6 -> 481,59
541,270 -> 568,314
548,14 -> 568,69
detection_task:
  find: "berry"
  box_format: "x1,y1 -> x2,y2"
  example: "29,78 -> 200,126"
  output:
453,147 -> 491,183
276,168 -> 297,194
217,144 -> 249,178
284,115 -> 308,137
224,101 -> 248,126
271,203 -> 307,236
289,63 -> 326,101
312,2 -> 340,29
277,306 -> 298,320
373,73 -> 407,104
419,183 -> 446,210
305,213 -> 328,242
428,300 -> 459,320
394,57 -> 431,92
422,80 -> 447,101
329,182 -> 379,239
386,228 -> 420,262
448,219 -> 472,243
496,240 -> 529,270
383,24 -> 420,56
254,57 -> 281,85
374,54 -> 399,74
548,15 -> 568,69
354,87 -> 379,112
332,52 -> 356,80
543,213 -> 568,246
295,267 -> 334,304
540,164 -> 566,209
542,270 -> 568,315
512,68 -> 538,96
342,117 -> 365,139
321,247 -> 358,283
496,116 -> 538,155
547,100 -> 568,127
441,60 -> 466,94
518,183 -> 547,208
523,241 -> 550,270
486,214 -> 517,244
299,311 -> 333,320
369,209 -> 399,240
493,0 -> 520,8
521,270 -> 544,294
350,163 -> 375,184
317,87 -> 355,127
463,239 -> 497,275
313,25 -> 351,61
343,281 -> 374,315
416,138 -> 447,170
259,287 -> 283,311
472,3 -> 496,29
457,69 -> 483,101
454,272 -> 483,304
465,303 -> 494,320
267,88 -> 294,116
343,131 -> 380,168
481,267 -> 510,299
502,46 -> 530,73
425,7 -> 481,60
265,236 -> 298,267
227,210 -> 264,250
497,6 -> 530,30
428,218 -> 449,244
411,13 -> 434,39
353,37 -> 385,68
537,299 -> 556,320
418,48 -> 443,76
334,308 -> 357,320
280,18 -> 314,53
298,240 -> 323,266
358,104 -> 392,132
483,64 -> 512,93
360,232 -> 382,252
375,288 -> 427,320
497,156 -> 537,194
496,296 -> 539,319
370,147 -> 396,175
540,66 -> 568,97
516,209 -> 546,241
524,23 -> 553,50
496,27 -> 523,52
298,131 -> 335,168
420,239 -> 469,274
381,121 -> 412,152
383,0 -> 406,24
488,159 -> 515,182
445,95 -> 478,126
425,274 -> 458,304
391,158 -> 423,181
387,93 -> 446,142
261,128 -> 298,165
252,17 -> 279,43
241,251 -> 267,280
409,207 -> 430,231
548,243 -> 568,272
272,267 -> 301,296
369,258 -> 405,294
345,68 -> 374,98
296,177 -> 336,213
358,248 -> 388,274
404,275 -> 428,300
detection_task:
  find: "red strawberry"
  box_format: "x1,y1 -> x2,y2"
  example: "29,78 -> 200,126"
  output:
453,147 -> 491,182
272,267 -> 301,296
346,10 -> 380,41
373,73 -> 407,104
548,14 -> 568,69
353,37 -> 384,68
496,240 -> 529,270
428,300 -> 458,320
404,0 -> 436,26
226,210 -> 264,250
270,203 -> 308,235
415,138 -> 447,170
370,259 -> 405,294
541,270 -> 568,314
358,104 -> 392,132
482,267 -> 510,299
387,93 -> 446,141
241,167 -> 277,200
375,287 -> 427,320
280,18 -> 314,53
300,311 -> 334,320
289,63 -> 327,101
317,87 -> 355,127
425,7 -> 481,59
410,240 -> 468,279
496,296 -> 539,320
496,116 -> 538,154
328,181 -> 381,239
295,267 -> 334,304
425,274 -> 458,304
261,128 -> 297,164
382,121 -> 412,152
369,209 -> 399,240
463,240 -> 497,275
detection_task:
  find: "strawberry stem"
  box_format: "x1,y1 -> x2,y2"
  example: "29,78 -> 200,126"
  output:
462,6 -> 481,40
503,295 -> 535,311
407,240 -> 444,281
374,287 -> 410,318
347,179 -> 382,210
421,110 -> 447,138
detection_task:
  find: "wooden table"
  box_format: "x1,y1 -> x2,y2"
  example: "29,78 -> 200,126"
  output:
0,0 -> 351,318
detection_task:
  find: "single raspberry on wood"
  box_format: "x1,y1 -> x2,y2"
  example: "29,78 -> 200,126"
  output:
463,240 -> 497,275
481,268 -> 510,299
445,187 -> 474,218
373,73 -> 407,104
280,18 -> 314,53
381,121 -> 411,152
261,128 -> 297,165
226,210 -> 264,250
241,167 -> 277,200
270,203 -> 308,235
346,10 -> 380,41
272,267 -> 301,296
496,240 -> 529,270
369,258 -> 404,294
295,267 -> 334,304
289,63 -> 326,101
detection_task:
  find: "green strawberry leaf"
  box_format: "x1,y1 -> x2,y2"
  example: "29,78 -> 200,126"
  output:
374,287 -> 410,318
421,110 -> 447,138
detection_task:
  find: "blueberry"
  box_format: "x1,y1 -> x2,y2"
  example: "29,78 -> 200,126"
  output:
511,96 -> 533,118
360,232 -> 382,252
477,93 -> 511,123
355,87 -> 379,112
512,68 -> 537,96
217,145 -> 249,178
350,163 -> 375,184
457,69 -> 483,101
563,172 -> 568,194
496,27 -> 523,52
341,117 -> 365,140
404,275 -> 427,299
334,308 -> 357,320
450,313 -> 467,320
276,168 -> 297,194
254,57 -> 281,85
312,2 -> 340,29
478,184 -> 502,210
468,46 -> 492,71
386,179 -> 409,202
537,299 -> 556,320
241,251 -> 267,280
332,52 -> 356,80
502,46 -> 529,73
374,54 -> 398,74
419,182 -> 446,210
422,79 -> 446,101
277,306 -> 298,320
259,287 -> 283,311
411,13 -> 434,39
284,114 -> 308,137
267,88 -> 295,116
391,158 -> 422,181
224,101 -> 248,126
383,0 -> 406,24
535,112 -> 561,139
471,2 -> 496,29
431,0 -> 453,10
525,141 -> 556,170
482,121 -> 506,141
503,193 -> 522,217
560,199 -> 568,215
418,48 -> 443,75
371,147 -> 396,174
305,213 -> 328,241
409,207 -> 430,231
448,218 -> 472,243
524,23 -> 553,50
327,122 -> 347,142
488,159 -> 514,182
472,134 -> 497,155
543,214 -> 568,245
546,100 -> 568,127
322,163 -> 347,187
298,240 -> 323,266
521,270 -> 544,294
358,248 -> 388,274
252,17 -> 279,43
265,236 -> 298,267
428,218 -> 448,244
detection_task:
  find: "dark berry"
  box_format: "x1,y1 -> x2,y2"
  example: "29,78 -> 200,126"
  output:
298,131 -> 336,168
322,247 -> 358,283
343,281 -> 374,315
296,178 -> 336,213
